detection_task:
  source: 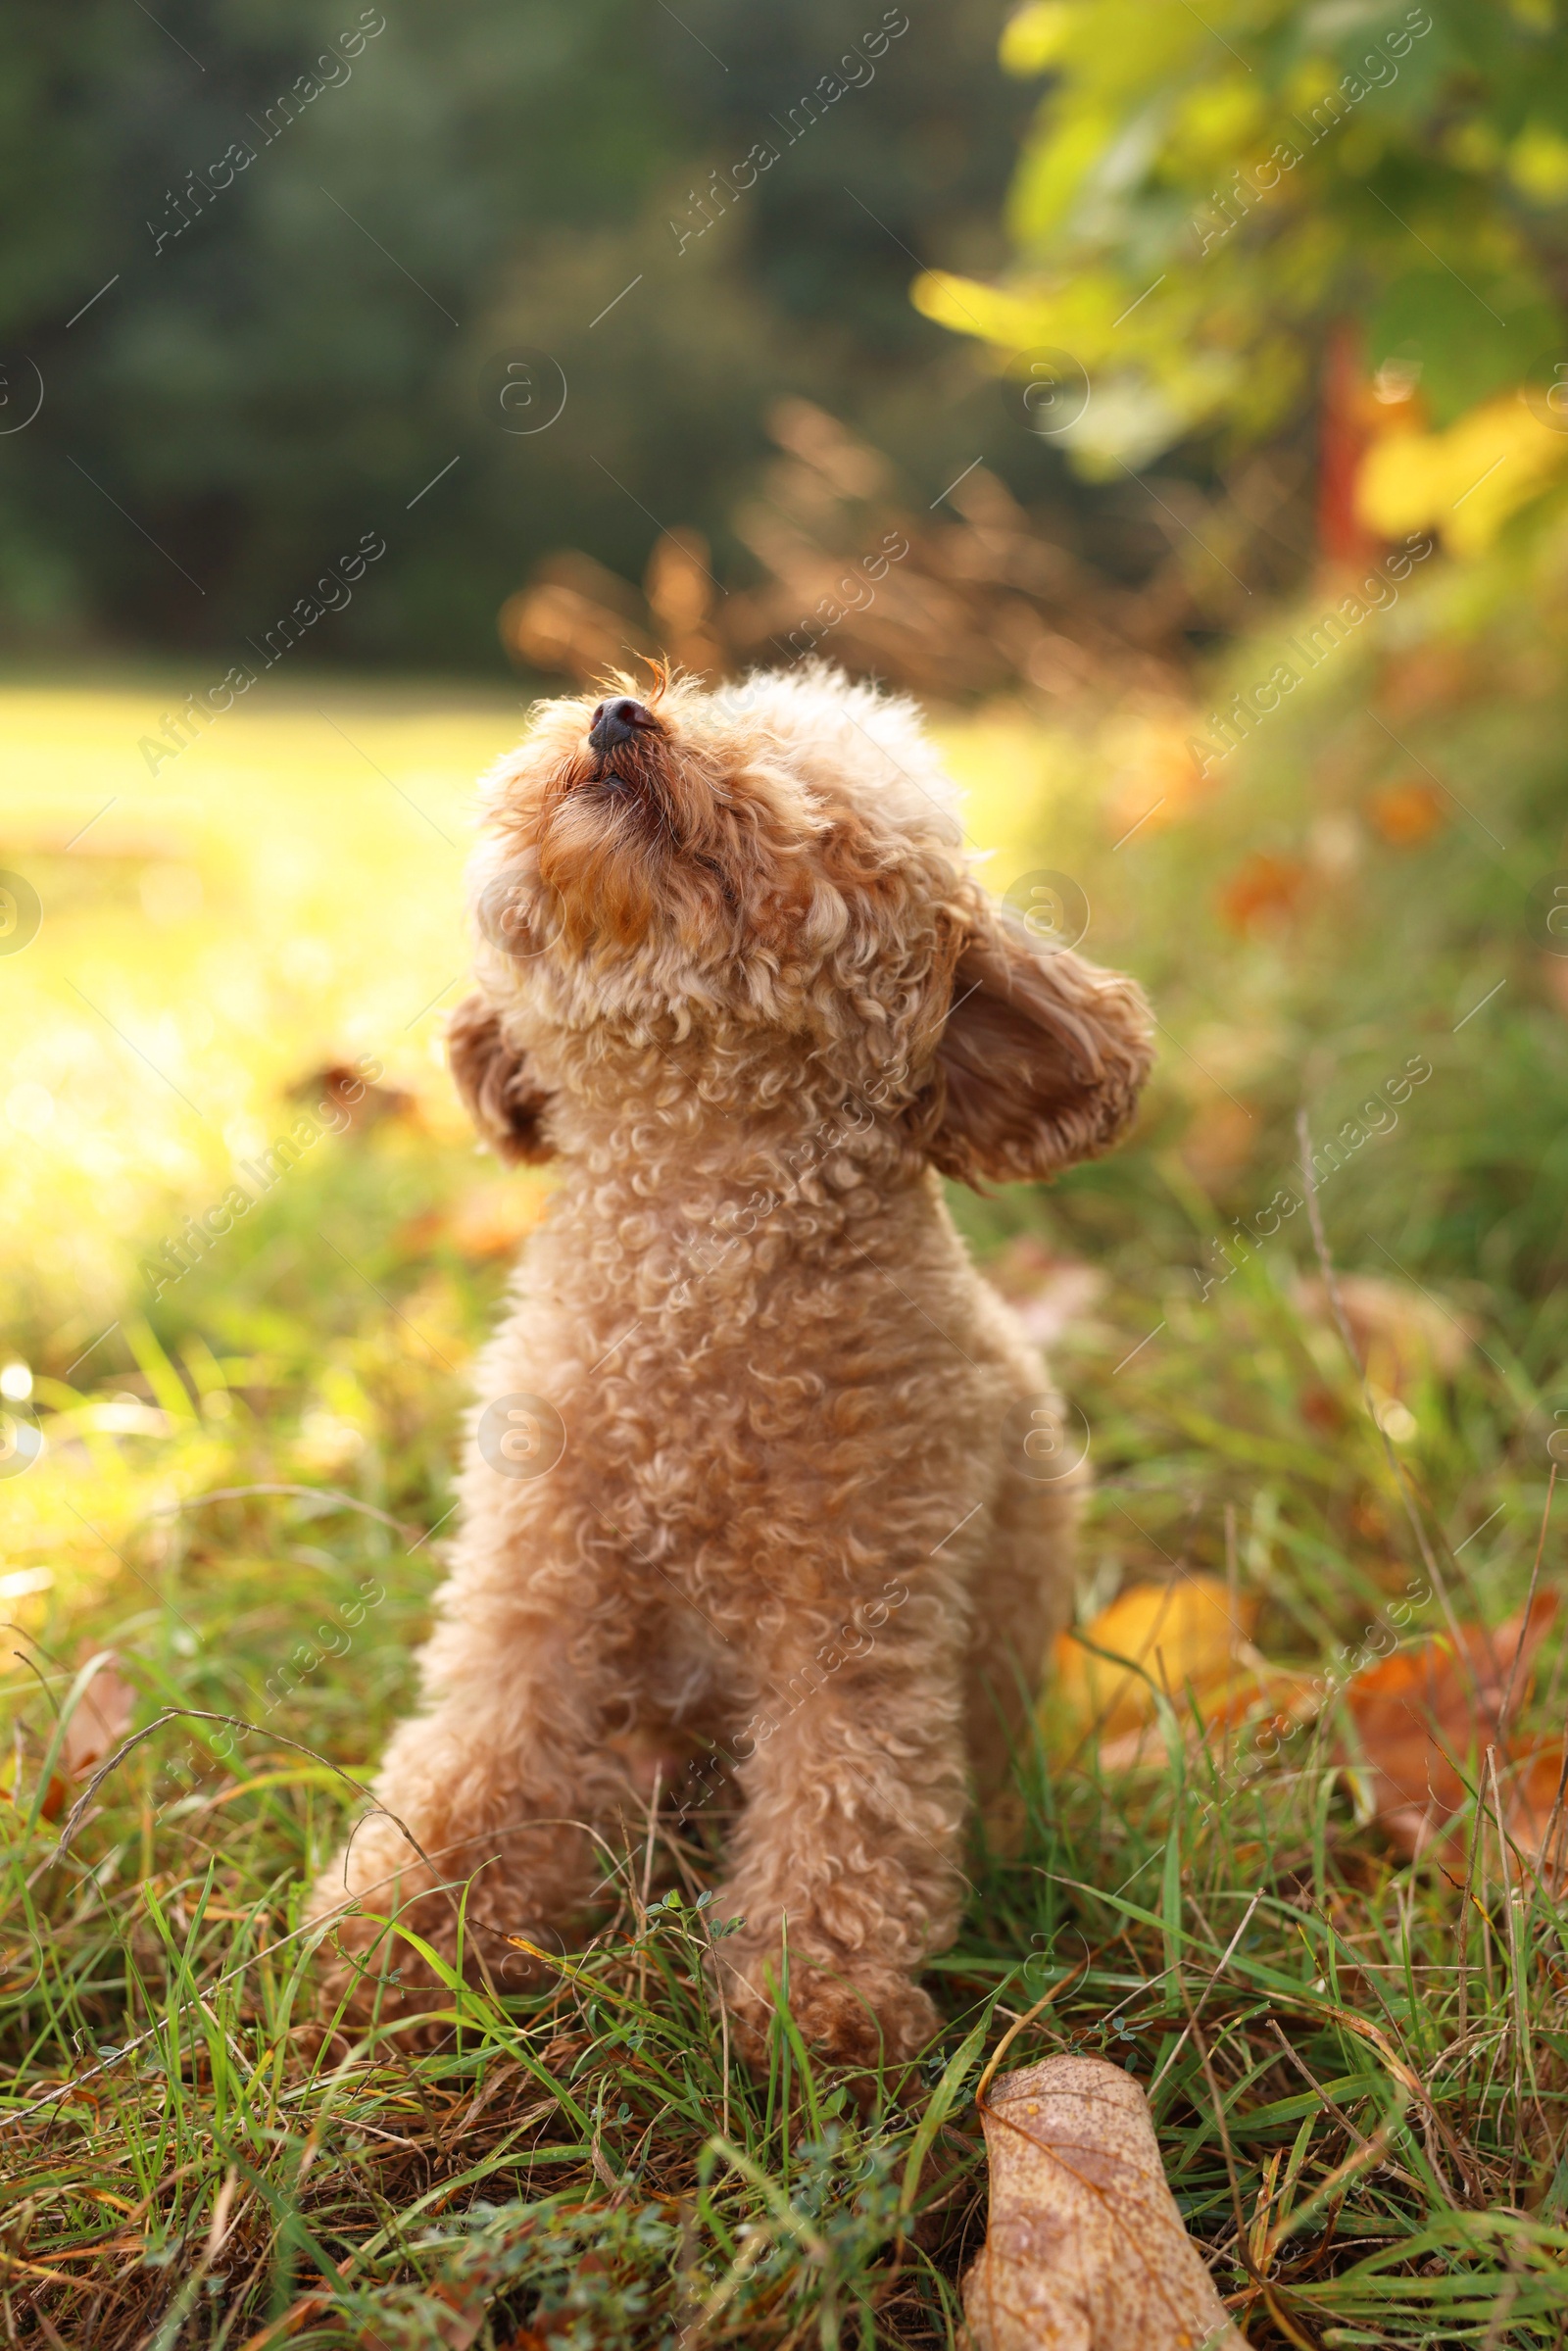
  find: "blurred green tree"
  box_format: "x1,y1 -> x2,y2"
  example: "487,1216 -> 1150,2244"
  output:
0,0 -> 1033,666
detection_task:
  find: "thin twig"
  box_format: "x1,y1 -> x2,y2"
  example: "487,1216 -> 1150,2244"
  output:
1455,1714 -> 1485,2068
1266,2020 -> 1371,2153
1487,1746 -> 1532,2203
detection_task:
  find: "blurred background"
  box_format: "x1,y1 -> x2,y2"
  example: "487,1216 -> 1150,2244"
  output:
5,0 -> 1568,1871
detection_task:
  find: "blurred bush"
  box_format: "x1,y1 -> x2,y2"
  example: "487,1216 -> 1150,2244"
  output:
499,397 -> 1199,700
915,0 -> 1568,526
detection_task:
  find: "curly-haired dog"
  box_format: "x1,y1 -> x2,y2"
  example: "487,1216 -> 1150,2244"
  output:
311,665 -> 1152,2066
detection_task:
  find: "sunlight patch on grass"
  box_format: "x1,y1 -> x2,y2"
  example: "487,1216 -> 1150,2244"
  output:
1,676 -> 522,1314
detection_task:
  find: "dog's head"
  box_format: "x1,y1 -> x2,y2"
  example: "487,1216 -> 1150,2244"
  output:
450,665 -> 1152,1185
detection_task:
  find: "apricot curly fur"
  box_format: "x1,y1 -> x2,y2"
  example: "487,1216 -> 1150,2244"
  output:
309,664 -> 1153,2068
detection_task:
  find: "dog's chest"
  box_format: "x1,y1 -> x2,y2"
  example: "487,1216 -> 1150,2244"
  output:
505,1193 -> 1013,1494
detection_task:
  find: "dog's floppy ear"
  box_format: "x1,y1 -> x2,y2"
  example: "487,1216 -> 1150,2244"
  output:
920,907 -> 1153,1186
446,991 -> 555,1164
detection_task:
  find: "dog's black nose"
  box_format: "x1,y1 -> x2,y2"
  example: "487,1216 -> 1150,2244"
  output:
588,696 -> 658,754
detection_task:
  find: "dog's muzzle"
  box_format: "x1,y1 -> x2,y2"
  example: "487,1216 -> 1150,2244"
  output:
588,697 -> 659,756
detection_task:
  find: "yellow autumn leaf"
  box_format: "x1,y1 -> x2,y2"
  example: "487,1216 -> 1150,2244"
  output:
1050,1574 -> 1252,1746
1510,123 -> 1568,206
1000,1 -> 1077,75
910,269 -> 1054,349
1356,393 -> 1568,556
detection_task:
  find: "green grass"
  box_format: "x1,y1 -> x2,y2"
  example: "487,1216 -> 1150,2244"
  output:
3,636 -> 1568,2345
3,1152 -> 1566,2346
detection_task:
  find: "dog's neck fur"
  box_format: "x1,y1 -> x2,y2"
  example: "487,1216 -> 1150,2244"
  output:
529,1012 -> 925,1201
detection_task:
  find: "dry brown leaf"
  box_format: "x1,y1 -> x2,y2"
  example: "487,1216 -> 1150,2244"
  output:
397,1177 -> 553,1262
1295,1272 -> 1472,1395
962,2056 -> 1248,2351
1343,1594 -> 1564,1869
1179,1098 -> 1258,1188
425,2284 -> 487,2349
286,1063 -> 418,1134
1216,852 -> 1307,934
1367,777 -> 1446,847
64,1651 -> 135,1780
441,1179 -> 551,1258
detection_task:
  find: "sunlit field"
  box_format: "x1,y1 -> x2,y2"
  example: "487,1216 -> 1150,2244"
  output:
4,648 -> 1568,2344
3,676 -> 514,1305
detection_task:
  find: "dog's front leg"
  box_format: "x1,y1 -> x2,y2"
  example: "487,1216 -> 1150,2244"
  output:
711,1615 -> 968,2072
309,1577 -> 635,2033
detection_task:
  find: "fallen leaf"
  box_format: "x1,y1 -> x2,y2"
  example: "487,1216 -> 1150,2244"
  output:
1367,778 -> 1446,847
962,2055 -> 1248,2351
1295,1273 -> 1472,1396
1344,1594 -> 1564,1869
1052,1576 -> 1255,1748
1217,853 -> 1306,934
1053,1537 -> 1568,1884
449,1180 -> 551,1257
1180,1098 -> 1257,1187
36,1777 -> 69,1823
64,1651 -> 135,1780
427,2283 -> 487,2348
398,1178 -> 552,1261
287,1063 -> 418,1133
1376,641 -> 1480,719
